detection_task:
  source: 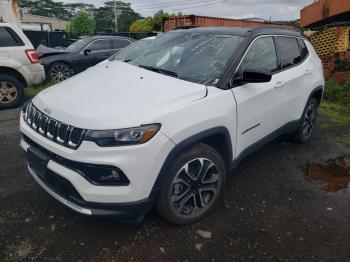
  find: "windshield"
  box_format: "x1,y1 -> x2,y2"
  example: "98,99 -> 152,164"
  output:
65,38 -> 90,52
111,39 -> 153,62
130,32 -> 243,84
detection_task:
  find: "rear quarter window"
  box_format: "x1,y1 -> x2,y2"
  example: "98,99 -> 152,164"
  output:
275,37 -> 302,69
111,39 -> 132,49
0,27 -> 24,47
298,38 -> 309,60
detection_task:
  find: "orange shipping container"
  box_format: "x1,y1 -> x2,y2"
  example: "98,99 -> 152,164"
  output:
162,15 -> 293,32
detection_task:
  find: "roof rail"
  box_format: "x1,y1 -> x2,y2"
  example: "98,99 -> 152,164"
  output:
172,26 -> 199,30
249,26 -> 302,34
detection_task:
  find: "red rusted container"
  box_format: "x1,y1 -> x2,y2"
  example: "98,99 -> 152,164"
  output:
162,15 -> 293,32
301,0 -> 350,28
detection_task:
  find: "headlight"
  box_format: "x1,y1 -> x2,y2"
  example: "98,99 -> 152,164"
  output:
84,124 -> 161,147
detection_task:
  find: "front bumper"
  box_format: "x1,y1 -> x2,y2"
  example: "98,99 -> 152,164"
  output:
20,115 -> 174,218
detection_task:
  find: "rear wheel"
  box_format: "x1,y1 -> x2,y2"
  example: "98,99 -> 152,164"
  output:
48,62 -> 72,82
0,74 -> 24,109
292,98 -> 318,143
156,143 -> 226,225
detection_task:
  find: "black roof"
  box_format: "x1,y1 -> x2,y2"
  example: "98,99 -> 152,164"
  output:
89,35 -> 134,41
171,26 -> 303,38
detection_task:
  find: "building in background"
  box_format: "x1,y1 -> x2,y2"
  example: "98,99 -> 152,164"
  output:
301,0 -> 350,83
0,0 -> 21,27
20,13 -> 68,31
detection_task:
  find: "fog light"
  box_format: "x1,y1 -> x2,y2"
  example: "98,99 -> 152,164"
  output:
67,162 -> 129,186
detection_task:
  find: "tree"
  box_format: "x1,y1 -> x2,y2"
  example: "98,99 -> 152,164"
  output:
94,1 -> 141,32
130,10 -> 183,32
67,12 -> 95,38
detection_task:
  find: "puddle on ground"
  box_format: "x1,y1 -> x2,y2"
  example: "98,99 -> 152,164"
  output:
303,155 -> 350,192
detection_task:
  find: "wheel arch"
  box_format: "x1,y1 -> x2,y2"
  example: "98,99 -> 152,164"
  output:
47,60 -> 73,72
309,85 -> 324,105
151,127 -> 233,196
0,66 -> 27,87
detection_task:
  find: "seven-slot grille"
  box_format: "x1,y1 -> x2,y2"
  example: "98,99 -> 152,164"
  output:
23,103 -> 85,149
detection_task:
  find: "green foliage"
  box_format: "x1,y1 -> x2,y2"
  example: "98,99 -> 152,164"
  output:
67,12 -> 95,38
19,0 -> 141,33
324,80 -> 350,106
130,18 -> 154,32
130,9 -> 183,32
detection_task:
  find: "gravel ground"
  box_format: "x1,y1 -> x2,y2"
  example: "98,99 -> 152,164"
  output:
0,107 -> 349,261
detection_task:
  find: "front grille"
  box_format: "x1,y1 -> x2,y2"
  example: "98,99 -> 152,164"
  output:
23,103 -> 85,149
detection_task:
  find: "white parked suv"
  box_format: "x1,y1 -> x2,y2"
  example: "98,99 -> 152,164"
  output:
0,22 -> 45,108
20,27 -> 324,224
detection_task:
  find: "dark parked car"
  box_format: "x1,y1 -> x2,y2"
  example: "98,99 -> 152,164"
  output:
38,36 -> 134,82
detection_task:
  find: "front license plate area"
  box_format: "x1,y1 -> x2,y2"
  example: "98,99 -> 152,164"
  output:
27,147 -> 50,179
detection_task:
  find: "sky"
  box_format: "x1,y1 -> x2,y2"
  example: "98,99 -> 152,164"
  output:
62,0 -> 314,21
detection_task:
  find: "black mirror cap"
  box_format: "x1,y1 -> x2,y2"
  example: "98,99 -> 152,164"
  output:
236,68 -> 272,84
83,49 -> 91,55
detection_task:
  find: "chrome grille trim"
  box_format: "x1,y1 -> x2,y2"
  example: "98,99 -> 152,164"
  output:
23,103 -> 85,150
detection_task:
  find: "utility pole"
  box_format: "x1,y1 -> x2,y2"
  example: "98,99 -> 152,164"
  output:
114,0 -> 118,33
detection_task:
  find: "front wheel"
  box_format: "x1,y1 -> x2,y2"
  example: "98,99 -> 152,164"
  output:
156,143 -> 226,225
292,98 -> 318,143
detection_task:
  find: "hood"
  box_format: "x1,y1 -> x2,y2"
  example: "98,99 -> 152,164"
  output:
33,61 -> 207,130
36,44 -> 69,58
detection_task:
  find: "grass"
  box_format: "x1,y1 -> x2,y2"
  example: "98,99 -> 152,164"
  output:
24,81 -> 56,99
319,101 -> 350,125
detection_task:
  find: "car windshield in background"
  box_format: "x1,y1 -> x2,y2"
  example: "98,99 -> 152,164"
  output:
111,39 -> 153,62
130,32 -> 243,85
65,38 -> 90,52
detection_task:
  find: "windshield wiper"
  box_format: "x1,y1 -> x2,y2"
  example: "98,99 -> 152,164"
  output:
138,65 -> 178,78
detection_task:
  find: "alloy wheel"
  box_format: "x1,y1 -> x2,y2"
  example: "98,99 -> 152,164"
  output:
50,64 -> 72,82
0,81 -> 18,104
170,158 -> 219,216
303,103 -> 317,139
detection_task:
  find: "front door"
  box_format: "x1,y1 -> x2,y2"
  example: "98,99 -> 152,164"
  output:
231,36 -> 283,157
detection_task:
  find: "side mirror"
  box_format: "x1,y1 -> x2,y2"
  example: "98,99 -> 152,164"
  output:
236,68 -> 272,84
83,49 -> 91,55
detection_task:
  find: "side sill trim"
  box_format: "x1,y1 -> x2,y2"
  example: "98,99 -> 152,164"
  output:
230,120 -> 299,171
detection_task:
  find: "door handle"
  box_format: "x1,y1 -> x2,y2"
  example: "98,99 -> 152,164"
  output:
274,82 -> 284,89
305,69 -> 312,75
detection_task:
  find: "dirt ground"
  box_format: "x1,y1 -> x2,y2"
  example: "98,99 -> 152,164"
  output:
0,107 -> 349,261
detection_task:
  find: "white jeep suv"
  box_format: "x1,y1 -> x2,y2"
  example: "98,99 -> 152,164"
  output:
0,22 -> 45,108
20,27 -> 324,224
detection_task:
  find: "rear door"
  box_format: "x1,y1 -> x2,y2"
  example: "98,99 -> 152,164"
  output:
0,26 -> 27,65
232,36 -> 283,157
273,36 -> 311,124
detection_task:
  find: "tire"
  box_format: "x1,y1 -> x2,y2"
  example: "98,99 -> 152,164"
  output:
0,74 -> 24,109
291,97 -> 318,144
48,62 -> 72,82
156,143 -> 226,225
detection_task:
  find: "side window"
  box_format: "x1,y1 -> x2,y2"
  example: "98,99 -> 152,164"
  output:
0,27 -> 21,47
111,39 -> 131,49
87,40 -> 111,52
276,37 -> 302,69
298,38 -> 309,60
238,37 -> 278,76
